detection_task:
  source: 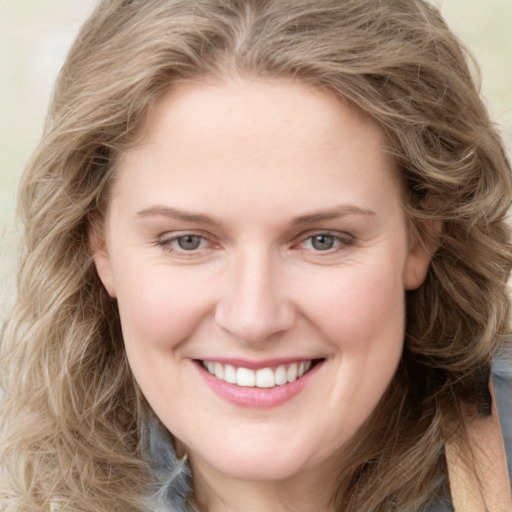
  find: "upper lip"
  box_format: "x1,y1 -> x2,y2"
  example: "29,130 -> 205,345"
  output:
195,357 -> 322,370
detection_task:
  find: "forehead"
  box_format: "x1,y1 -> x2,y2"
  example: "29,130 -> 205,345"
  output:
110,78 -> 401,223
137,77 -> 388,155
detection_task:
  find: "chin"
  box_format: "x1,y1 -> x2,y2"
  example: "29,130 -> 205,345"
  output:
192,443 -> 315,482
218,462 -> 307,482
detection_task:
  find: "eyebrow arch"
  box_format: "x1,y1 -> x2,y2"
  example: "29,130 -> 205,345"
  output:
136,205 -> 220,225
291,205 -> 376,225
136,204 -> 375,226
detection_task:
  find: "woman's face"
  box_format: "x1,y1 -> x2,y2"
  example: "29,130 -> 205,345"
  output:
94,79 -> 431,484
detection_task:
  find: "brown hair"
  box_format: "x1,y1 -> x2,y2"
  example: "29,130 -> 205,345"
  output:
1,1 -> 511,510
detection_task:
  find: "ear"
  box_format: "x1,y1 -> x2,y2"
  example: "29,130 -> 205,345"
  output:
89,223 -> 117,298
403,220 -> 439,290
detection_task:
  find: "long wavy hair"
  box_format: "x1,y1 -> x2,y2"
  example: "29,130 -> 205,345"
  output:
1,1 -> 511,510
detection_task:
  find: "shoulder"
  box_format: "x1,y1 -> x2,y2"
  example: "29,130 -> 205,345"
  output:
141,415 -> 193,512
492,352 -> 512,483
424,354 -> 512,512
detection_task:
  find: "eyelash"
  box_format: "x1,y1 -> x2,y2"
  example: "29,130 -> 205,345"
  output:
155,230 -> 354,256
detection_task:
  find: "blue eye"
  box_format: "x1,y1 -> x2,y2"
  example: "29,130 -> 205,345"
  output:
309,234 -> 337,251
174,235 -> 204,251
156,233 -> 209,254
301,232 -> 352,252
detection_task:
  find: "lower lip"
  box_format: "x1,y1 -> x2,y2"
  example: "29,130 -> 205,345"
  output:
195,360 -> 323,409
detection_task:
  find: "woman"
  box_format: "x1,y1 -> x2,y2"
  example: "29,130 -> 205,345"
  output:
1,0 -> 511,510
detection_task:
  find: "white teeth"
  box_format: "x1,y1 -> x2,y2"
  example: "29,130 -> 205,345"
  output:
203,360 -> 314,388
287,363 -> 298,382
255,368 -> 275,388
236,367 -> 255,387
224,364 -> 237,384
214,362 -> 224,380
275,365 -> 287,385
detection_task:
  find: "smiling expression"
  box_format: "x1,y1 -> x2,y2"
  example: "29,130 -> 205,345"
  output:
93,78 -> 431,484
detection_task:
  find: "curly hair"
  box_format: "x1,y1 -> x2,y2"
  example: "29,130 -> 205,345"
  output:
1,1 -> 511,510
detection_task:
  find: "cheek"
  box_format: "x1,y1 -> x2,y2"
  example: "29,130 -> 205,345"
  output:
298,261 -> 406,351
300,263 -> 406,447
113,263 -> 214,350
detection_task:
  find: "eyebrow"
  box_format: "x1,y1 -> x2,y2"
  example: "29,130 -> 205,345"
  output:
136,204 -> 375,225
291,205 -> 376,225
136,206 -> 220,225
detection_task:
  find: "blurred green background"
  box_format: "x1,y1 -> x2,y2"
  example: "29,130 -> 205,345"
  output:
1,0 -> 511,319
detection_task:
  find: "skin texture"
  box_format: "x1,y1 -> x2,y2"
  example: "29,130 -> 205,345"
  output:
93,79 -> 432,512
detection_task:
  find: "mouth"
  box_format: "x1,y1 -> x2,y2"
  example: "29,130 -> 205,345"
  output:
199,359 -> 322,389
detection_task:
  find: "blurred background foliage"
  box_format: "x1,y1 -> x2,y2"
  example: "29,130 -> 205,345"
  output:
1,0 -> 511,317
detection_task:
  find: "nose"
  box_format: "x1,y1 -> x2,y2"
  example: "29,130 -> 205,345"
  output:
214,247 -> 296,345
